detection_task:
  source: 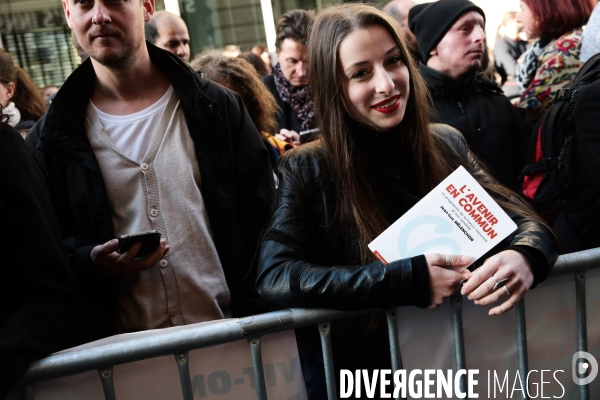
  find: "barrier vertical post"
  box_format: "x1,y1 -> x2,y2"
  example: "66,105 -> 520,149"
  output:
451,291 -> 467,399
319,322 -> 338,400
575,271 -> 589,400
386,308 -> 402,372
386,308 -> 406,400
248,337 -> 268,400
516,299 -> 529,400
97,367 -> 117,400
174,352 -> 194,400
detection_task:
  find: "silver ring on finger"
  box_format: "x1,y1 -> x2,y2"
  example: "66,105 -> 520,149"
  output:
491,275 -> 509,292
445,255 -> 451,267
502,285 -> 510,297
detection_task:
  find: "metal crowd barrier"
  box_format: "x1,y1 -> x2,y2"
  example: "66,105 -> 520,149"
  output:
16,248 -> 600,400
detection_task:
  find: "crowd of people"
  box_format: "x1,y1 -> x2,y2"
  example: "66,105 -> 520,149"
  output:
1,0 -> 599,397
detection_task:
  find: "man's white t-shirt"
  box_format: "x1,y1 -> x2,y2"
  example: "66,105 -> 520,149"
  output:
91,85 -> 174,163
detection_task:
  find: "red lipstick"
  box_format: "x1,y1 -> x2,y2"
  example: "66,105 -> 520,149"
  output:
372,95 -> 401,114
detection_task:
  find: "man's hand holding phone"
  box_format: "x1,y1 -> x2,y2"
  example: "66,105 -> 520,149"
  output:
90,235 -> 169,276
275,128 -> 301,146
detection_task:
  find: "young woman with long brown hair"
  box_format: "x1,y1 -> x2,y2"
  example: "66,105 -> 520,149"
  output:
257,3 -> 557,394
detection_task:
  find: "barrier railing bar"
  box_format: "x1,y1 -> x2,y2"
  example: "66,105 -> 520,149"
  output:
386,308 -> 406,400
15,249 -> 600,393
450,291 -> 467,399
248,337 -> 268,400
98,367 -> 116,400
575,271 -> 589,400
20,318 -> 257,385
550,248 -> 600,276
17,385 -> 33,400
174,352 -> 193,400
318,322 -> 337,400
516,299 -> 529,400
19,308 -> 373,385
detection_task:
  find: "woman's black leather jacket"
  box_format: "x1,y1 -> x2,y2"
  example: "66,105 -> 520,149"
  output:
257,124 -> 558,311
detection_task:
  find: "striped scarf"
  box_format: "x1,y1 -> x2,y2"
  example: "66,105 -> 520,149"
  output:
272,63 -> 315,131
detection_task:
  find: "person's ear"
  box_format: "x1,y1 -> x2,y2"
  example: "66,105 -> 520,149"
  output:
429,46 -> 438,57
62,0 -> 74,29
5,82 -> 15,101
143,0 -> 155,22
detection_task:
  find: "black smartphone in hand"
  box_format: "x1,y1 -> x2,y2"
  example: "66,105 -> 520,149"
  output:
118,230 -> 161,260
299,128 -> 319,144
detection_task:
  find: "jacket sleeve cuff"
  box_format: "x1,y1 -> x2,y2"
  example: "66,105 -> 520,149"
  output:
506,245 -> 549,288
410,255 -> 430,308
389,255 -> 429,308
71,244 -> 98,283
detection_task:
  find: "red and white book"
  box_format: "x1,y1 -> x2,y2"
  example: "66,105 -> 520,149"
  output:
368,166 -> 517,265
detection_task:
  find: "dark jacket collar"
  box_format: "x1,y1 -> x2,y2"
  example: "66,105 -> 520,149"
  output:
419,62 -> 502,97
38,42 -> 211,169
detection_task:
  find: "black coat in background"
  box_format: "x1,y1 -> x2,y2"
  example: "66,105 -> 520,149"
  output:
552,79 -> 600,252
420,63 -> 529,190
1,126 -> 83,398
26,44 -> 275,343
263,74 -> 303,133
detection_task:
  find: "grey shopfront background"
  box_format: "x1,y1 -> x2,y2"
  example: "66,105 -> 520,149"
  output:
0,0 -> 386,88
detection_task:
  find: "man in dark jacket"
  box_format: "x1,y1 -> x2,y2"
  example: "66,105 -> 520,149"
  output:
263,9 -> 316,146
27,0 -> 274,343
409,0 -> 528,190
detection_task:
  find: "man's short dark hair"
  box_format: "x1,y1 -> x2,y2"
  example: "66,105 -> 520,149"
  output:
275,9 -> 315,51
145,19 -> 159,44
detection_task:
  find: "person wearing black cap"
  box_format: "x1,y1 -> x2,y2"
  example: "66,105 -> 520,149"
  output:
409,0 -> 528,190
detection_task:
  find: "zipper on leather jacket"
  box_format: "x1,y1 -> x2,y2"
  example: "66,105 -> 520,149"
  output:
456,101 -> 472,135
457,101 -> 466,117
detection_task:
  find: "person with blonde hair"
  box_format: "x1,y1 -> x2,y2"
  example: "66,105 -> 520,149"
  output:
257,3 -> 557,394
222,44 -> 241,57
